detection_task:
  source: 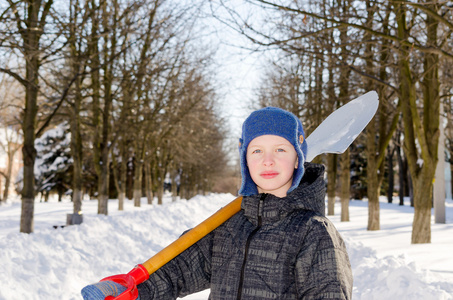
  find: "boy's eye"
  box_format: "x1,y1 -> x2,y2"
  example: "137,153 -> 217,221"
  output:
252,149 -> 262,154
276,148 -> 286,152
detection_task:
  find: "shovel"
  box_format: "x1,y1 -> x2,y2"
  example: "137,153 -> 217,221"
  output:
97,91 -> 379,300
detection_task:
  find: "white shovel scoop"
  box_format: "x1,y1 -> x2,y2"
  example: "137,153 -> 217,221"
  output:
306,90 -> 379,161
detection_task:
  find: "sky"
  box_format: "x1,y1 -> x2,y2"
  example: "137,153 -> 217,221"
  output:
197,0 -> 267,140
0,193 -> 452,300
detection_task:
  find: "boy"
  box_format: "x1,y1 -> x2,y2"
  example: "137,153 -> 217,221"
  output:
82,107 -> 353,299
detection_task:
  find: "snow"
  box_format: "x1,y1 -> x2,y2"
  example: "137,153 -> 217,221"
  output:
0,193 -> 453,300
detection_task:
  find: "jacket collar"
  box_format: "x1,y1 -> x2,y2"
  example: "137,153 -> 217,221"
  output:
241,162 -> 326,226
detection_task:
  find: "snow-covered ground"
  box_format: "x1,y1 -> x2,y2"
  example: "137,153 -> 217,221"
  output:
0,193 -> 452,300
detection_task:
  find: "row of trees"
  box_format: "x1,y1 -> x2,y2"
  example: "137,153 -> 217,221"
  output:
2,1 -> 452,245
212,0 -> 453,243
0,0 -> 229,233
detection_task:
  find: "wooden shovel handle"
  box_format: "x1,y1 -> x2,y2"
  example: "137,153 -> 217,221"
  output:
141,196 -> 243,275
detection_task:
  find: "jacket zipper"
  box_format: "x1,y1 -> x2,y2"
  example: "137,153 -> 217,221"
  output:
237,193 -> 267,300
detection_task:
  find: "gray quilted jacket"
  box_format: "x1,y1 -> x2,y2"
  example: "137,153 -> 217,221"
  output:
137,163 -> 352,299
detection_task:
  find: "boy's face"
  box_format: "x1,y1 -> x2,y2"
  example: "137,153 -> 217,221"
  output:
246,135 -> 298,198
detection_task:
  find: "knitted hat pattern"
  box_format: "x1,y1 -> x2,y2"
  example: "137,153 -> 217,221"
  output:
238,107 -> 307,196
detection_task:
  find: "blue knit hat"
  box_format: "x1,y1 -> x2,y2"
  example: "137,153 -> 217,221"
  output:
238,107 -> 307,196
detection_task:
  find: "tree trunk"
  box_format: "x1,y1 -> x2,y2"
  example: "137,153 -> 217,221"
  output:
89,0 -> 104,214
363,0 -> 393,230
118,191 -> 125,211
434,103 -> 446,223
396,137 -> 406,206
408,174 -> 414,207
450,163 -> 453,199
145,163 -> 153,205
325,29 -> 337,216
171,168 -> 179,202
96,122 -> 111,215
157,179 -> 164,205
120,148 -> 128,210
20,38 -> 40,233
366,118 -> 380,230
340,149 -> 350,222
127,161 -> 134,200
92,0 -> 115,215
133,136 -> 147,207
396,1 -> 440,243
179,178 -> 186,200
410,4 -> 440,243
412,173 -> 434,243
387,147 -> 394,204
97,162 -> 110,215
68,1 -> 84,217
18,0 -> 55,233
133,160 -> 143,207
326,154 -> 337,215
69,76 -> 83,215
337,6 -> 351,222
97,67 -> 113,213
111,145 -> 126,211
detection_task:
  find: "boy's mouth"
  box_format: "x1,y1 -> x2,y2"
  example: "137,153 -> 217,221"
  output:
260,171 -> 279,179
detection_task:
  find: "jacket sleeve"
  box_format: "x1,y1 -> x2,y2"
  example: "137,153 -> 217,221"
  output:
136,230 -> 213,300
295,216 -> 353,300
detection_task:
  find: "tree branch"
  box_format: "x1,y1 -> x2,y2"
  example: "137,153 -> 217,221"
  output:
250,0 -> 453,60
0,67 -> 27,87
36,71 -> 79,137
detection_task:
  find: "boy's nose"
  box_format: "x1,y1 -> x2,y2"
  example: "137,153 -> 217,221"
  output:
263,153 -> 275,166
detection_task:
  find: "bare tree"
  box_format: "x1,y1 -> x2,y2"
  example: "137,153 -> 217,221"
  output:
0,0 -> 62,233
65,0 -> 92,218
362,0 -> 400,230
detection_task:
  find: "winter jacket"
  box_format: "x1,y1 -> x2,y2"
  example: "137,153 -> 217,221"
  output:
137,162 -> 353,299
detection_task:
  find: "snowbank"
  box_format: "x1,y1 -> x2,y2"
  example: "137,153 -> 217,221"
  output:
0,194 -> 452,299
